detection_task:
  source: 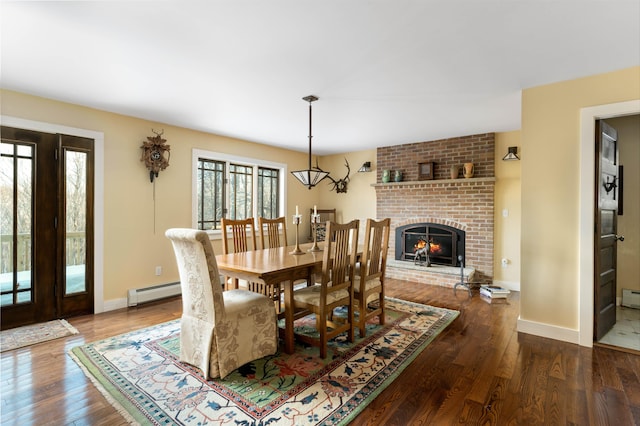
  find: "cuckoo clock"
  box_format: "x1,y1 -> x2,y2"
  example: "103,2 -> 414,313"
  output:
140,129 -> 170,182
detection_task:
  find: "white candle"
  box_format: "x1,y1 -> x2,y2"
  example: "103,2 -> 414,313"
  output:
296,205 -> 299,216
314,205 -> 317,215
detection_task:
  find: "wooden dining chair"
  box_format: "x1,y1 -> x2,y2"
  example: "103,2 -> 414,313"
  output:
258,216 -> 289,311
309,208 -> 336,242
354,218 -> 390,337
221,217 -> 256,255
292,219 -> 359,358
258,216 -> 288,249
220,217 -> 256,291
221,217 -> 281,308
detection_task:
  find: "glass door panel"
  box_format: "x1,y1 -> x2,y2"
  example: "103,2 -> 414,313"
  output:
64,149 -> 87,295
0,141 -> 34,306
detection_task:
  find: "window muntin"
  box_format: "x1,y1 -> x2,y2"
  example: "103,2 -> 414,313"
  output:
193,150 -> 286,232
229,164 -> 253,220
258,167 -> 279,219
197,159 -> 225,231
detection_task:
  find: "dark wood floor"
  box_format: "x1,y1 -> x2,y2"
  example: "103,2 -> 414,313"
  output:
1,279 -> 639,425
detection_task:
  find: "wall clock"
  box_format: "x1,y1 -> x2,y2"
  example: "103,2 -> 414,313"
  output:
140,129 -> 170,182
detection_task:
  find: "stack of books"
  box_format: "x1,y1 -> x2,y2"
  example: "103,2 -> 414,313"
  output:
480,285 -> 510,302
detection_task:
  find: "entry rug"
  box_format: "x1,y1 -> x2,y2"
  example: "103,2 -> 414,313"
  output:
1,319 -> 79,352
69,298 -> 458,425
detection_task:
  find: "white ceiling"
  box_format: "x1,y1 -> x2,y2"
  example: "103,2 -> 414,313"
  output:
2,1 -> 639,155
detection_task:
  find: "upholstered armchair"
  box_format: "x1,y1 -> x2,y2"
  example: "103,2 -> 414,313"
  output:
165,228 -> 277,379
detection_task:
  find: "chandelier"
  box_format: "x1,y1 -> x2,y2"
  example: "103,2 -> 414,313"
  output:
291,95 -> 330,189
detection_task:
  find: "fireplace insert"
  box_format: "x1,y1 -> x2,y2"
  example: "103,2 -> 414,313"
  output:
395,223 -> 465,267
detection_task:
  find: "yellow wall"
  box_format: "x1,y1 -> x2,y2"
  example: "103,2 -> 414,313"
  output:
494,131 -> 522,287
520,66 -> 640,330
315,151 -> 377,234
607,114 -> 640,295
0,87 -> 525,312
6,66 -> 637,333
1,89 -> 321,304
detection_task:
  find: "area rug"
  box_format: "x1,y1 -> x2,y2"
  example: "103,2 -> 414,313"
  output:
69,298 -> 458,425
1,319 -> 79,352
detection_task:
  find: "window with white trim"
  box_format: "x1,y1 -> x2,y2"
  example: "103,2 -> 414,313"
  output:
193,150 -> 286,231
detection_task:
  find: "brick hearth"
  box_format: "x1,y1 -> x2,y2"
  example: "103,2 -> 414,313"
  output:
376,133 -> 495,287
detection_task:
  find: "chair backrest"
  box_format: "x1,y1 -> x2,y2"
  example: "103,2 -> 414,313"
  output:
310,208 -> 336,241
165,228 -> 225,322
221,217 -> 256,254
258,216 -> 288,249
321,220 -> 359,292
359,218 -> 391,282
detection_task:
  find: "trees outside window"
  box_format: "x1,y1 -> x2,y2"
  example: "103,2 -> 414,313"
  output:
195,151 -> 285,231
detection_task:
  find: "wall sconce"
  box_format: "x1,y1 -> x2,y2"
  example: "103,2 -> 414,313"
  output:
502,146 -> 520,161
358,161 -> 372,172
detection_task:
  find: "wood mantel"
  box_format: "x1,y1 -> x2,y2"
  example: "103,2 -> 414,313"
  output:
371,177 -> 496,188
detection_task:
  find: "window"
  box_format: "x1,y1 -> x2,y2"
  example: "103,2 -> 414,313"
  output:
258,167 -> 280,219
193,150 -> 286,232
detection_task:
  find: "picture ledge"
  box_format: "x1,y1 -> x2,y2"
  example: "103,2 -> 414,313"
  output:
371,177 -> 496,187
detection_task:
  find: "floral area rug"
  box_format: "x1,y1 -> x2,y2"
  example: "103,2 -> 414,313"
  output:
1,319 -> 79,352
69,298 -> 458,425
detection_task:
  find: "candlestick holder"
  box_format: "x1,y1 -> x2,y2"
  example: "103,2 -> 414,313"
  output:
308,214 -> 322,252
290,215 -> 303,255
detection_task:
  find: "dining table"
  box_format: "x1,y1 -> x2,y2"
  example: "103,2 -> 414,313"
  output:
215,242 -> 324,354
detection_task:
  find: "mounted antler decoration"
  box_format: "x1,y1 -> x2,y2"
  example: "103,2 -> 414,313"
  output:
314,158 -> 350,193
140,129 -> 171,182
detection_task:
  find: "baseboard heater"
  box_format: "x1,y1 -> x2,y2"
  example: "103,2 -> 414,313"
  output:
622,288 -> 640,309
127,282 -> 181,307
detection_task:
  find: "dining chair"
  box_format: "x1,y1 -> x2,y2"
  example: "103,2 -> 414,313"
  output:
309,208 -> 336,242
292,219 -> 359,358
221,217 -> 256,255
222,217 -> 281,307
354,218 -> 391,337
221,217 -> 257,291
258,216 -> 288,249
165,228 -> 277,379
258,216 -> 290,310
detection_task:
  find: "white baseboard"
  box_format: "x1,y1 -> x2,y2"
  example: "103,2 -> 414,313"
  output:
103,298 -> 128,312
517,317 -> 580,345
492,280 -> 520,292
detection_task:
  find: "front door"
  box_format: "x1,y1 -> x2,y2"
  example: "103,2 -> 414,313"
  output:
594,120 -> 620,341
1,126 -> 94,329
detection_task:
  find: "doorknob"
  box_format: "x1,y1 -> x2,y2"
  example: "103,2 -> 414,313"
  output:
615,235 -> 625,242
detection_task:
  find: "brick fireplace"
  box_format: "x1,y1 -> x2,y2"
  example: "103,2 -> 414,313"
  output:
375,133 -> 495,287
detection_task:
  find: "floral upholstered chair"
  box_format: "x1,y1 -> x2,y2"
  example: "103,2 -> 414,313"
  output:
165,228 -> 277,379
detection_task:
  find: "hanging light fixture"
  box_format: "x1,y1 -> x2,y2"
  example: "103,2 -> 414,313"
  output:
291,95 -> 330,189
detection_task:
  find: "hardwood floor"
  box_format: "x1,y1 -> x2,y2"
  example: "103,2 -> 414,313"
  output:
1,279 -> 639,425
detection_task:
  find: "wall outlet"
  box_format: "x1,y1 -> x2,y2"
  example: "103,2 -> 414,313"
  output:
155,266 -> 162,276
501,258 -> 509,268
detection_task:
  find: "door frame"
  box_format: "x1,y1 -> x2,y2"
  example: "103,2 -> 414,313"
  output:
1,115 -> 105,313
578,99 -> 640,347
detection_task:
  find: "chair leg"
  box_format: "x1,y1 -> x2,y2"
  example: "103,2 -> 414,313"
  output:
318,310 -> 327,358
356,295 -> 366,338
347,302 -> 354,343
360,316 -> 367,338
378,292 -> 385,326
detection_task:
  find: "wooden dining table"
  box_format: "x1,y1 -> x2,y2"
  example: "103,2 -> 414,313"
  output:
215,243 -> 324,354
